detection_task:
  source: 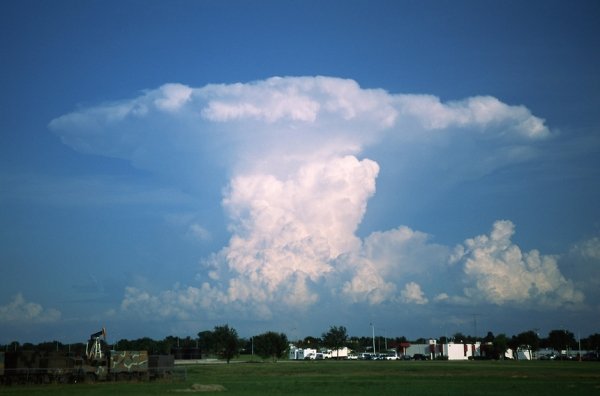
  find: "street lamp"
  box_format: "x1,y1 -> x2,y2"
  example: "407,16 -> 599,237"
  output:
379,328 -> 387,351
370,323 -> 376,355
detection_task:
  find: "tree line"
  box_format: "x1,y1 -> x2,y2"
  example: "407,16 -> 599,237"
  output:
3,326 -> 599,362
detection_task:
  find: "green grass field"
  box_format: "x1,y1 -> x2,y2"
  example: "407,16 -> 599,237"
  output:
1,360 -> 599,395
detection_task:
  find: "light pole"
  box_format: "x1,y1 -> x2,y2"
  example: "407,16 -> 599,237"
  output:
370,323 -> 376,355
578,332 -> 582,362
382,328 -> 387,351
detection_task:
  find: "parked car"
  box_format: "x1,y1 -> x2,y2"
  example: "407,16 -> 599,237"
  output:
557,354 -> 574,361
413,354 -> 427,360
582,352 -> 599,361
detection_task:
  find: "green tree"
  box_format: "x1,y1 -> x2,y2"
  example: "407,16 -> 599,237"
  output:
582,333 -> 600,351
483,332 -> 495,343
515,330 -> 540,357
479,332 -> 494,358
493,333 -> 510,360
135,337 -> 158,353
8,341 -> 20,352
322,326 -> 348,359
253,331 -> 289,362
299,336 -> 321,349
239,338 -> 252,355
197,330 -> 215,356
37,341 -> 62,352
161,335 -> 180,355
22,342 -> 35,350
211,325 -> 240,363
451,333 -> 467,343
547,329 -> 576,353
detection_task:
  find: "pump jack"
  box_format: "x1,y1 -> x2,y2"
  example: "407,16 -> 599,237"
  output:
86,327 -> 106,361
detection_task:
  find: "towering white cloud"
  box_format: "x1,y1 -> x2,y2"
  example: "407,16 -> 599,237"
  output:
219,155 -> 379,310
48,76 -> 567,322
450,220 -> 584,307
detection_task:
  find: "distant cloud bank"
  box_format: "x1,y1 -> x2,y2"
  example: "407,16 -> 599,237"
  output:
0,294 -> 61,323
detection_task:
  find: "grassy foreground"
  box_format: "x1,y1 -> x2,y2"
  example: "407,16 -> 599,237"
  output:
1,360 -> 599,395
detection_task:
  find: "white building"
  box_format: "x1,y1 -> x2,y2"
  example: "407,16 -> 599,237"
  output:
505,347 -> 533,360
403,339 -> 482,360
404,339 -> 441,359
288,345 -> 352,360
288,345 -> 317,360
329,347 -> 351,359
443,342 -> 481,360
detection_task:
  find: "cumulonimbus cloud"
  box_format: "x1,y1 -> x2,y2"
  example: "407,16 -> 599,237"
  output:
48,76 -> 576,321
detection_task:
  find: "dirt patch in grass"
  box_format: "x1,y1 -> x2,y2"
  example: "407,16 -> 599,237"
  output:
172,383 -> 227,392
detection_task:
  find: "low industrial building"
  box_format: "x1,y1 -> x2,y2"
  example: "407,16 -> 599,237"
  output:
288,345 -> 352,360
401,339 -> 482,360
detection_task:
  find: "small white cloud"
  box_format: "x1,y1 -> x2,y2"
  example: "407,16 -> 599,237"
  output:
154,83 -> 193,112
188,223 -> 212,242
433,293 -> 471,305
0,294 -> 61,323
400,282 -> 429,305
341,263 -> 397,305
361,226 -> 449,277
571,236 -> 600,260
